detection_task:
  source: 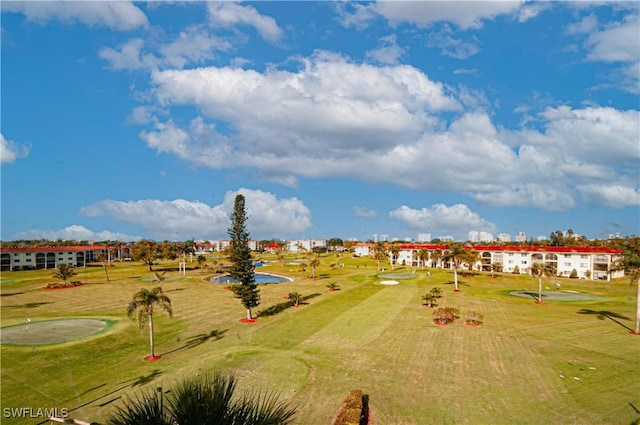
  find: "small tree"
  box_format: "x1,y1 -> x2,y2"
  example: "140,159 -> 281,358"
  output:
288,292 -> 302,307
52,263 -> 77,287
126,287 -> 173,360
512,265 -> 520,274
228,194 -> 259,321
422,294 -> 437,308
531,262 -> 556,304
326,281 -> 340,291
153,271 -> 166,291
430,287 -> 442,298
570,269 -> 578,279
197,255 -> 206,272
309,256 -> 320,279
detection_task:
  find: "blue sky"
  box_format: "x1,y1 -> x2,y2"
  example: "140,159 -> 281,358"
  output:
1,1 -> 639,243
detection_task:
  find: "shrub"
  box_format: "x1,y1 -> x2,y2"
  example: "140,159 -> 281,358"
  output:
333,390 -> 364,425
512,265 -> 520,274
430,287 -> 442,298
444,307 -> 460,320
432,308 -> 452,324
466,311 -> 484,324
570,269 -> 578,279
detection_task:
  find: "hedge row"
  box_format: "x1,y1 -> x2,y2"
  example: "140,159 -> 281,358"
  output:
333,389 -> 369,425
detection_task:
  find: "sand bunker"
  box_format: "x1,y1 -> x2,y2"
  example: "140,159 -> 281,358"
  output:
380,280 -> 400,285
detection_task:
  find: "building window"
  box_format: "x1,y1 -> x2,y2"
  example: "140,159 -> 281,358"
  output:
521,260 -> 527,265
564,254 -> 572,258
581,255 -> 588,259
580,263 -> 587,268
564,262 -> 571,267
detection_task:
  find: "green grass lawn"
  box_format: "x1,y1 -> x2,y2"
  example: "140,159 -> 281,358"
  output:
1,255 -> 639,424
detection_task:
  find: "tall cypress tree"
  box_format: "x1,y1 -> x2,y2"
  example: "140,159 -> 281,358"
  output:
228,194 -> 259,320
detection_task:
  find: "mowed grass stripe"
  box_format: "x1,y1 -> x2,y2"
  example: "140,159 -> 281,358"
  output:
300,281 -> 419,351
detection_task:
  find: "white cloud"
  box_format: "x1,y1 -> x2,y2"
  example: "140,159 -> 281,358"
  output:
79,189 -> 312,240
1,133 -> 30,164
366,34 -> 404,65
99,38 -> 156,71
389,204 -> 497,239
373,1 -> 525,30
134,49 -> 637,212
12,225 -> 141,242
577,183 -> 640,207
518,2 -> 551,23
586,14 -> 640,63
1,1 -> 148,31
426,28 -> 481,59
207,1 -> 282,43
354,206 -> 378,219
565,14 -> 599,35
334,2 -> 378,30
159,26 -> 232,69
100,27 -> 231,71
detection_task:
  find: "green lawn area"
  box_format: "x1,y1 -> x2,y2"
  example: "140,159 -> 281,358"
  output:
1,254 -> 639,424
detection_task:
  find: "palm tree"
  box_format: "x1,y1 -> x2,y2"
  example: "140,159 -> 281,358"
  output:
388,245 -> 400,269
430,249 -> 443,268
308,256 -> 320,279
52,263 -> 76,286
288,292 -> 302,307
441,243 -> 467,291
105,371 -> 297,425
126,287 -> 173,360
98,254 -> 110,282
373,243 -> 387,271
417,249 -> 429,269
153,271 -> 166,291
530,262 -> 556,304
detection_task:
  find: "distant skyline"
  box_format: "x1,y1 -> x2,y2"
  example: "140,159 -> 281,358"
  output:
2,1 -> 639,243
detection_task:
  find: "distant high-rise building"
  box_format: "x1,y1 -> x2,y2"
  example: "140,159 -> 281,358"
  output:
608,232 -> 622,239
537,236 -> 548,241
479,232 -> 494,242
381,234 -> 389,242
372,234 -> 379,243
497,233 -> 511,242
468,231 -> 479,242
439,235 -> 454,242
515,231 -> 527,242
418,233 -> 431,242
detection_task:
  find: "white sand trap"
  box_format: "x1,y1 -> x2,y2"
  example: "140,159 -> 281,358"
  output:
380,280 -> 400,285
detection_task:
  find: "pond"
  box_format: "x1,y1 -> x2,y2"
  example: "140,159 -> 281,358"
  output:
211,272 -> 292,284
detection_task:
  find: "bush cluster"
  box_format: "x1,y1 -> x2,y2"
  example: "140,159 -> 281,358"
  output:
333,389 -> 367,425
432,307 -> 460,324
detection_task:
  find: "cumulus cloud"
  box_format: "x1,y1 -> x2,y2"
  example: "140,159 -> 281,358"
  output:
389,204 -> 497,239
207,1 -> 282,43
79,188 -> 312,240
1,133 -> 30,164
12,225 -> 141,242
1,1 -> 148,31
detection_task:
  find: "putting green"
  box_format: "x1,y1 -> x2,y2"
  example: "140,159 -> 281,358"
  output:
509,290 -> 601,301
1,318 -> 113,345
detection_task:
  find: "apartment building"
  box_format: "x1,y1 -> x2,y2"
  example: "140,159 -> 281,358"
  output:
353,243 -> 624,281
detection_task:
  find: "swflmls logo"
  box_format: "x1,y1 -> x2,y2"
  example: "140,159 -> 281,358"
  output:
2,407 -> 69,418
